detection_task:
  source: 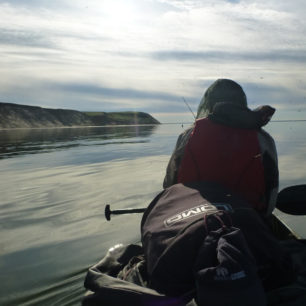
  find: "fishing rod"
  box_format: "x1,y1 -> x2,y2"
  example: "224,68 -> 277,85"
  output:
182,97 -> 196,120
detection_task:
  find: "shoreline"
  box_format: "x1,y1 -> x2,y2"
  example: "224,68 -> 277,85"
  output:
0,123 -> 162,131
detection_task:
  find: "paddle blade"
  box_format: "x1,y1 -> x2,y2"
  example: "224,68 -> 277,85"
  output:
276,185 -> 306,215
105,204 -> 111,221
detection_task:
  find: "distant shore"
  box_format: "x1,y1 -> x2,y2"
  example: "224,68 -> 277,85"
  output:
0,102 -> 160,129
0,124 -> 160,131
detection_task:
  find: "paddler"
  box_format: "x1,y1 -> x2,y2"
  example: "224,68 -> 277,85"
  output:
163,78 -> 278,217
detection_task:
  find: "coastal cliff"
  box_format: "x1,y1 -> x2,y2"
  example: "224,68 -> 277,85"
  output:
0,102 -> 160,128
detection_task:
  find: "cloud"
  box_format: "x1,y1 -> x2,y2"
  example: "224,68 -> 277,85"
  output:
4,77 -> 305,115
150,49 -> 306,63
53,82 -> 182,102
0,0 -> 73,10
242,82 -> 306,109
0,78 -> 198,113
0,27 -> 111,51
0,28 -> 55,48
42,82 -> 199,113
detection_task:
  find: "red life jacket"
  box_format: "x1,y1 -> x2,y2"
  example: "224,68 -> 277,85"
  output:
177,118 -> 266,211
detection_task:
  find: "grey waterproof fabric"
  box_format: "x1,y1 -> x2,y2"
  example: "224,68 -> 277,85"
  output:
82,244 -> 189,306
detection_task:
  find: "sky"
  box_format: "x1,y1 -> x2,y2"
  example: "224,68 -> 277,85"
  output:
1,0 -> 306,123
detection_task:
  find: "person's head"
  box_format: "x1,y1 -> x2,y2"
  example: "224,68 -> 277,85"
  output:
197,79 -> 247,118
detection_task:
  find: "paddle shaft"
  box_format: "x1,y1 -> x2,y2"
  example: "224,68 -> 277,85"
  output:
104,184 -> 306,220
105,204 -> 146,221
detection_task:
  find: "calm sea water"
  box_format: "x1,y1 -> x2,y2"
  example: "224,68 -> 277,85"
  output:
0,122 -> 306,306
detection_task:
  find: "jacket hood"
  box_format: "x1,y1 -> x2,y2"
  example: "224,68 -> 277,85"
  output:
197,79 -> 247,119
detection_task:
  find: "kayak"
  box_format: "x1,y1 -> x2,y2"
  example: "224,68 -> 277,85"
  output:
82,184 -> 306,306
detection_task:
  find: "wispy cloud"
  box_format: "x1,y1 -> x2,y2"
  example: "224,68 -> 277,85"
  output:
0,28 -> 55,48
243,82 -> 306,109
150,50 -> 306,63
53,82 -> 185,102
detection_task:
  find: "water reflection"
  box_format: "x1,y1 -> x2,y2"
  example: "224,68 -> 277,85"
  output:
1,122 -> 306,306
0,125 -> 157,159
267,122 -> 306,189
